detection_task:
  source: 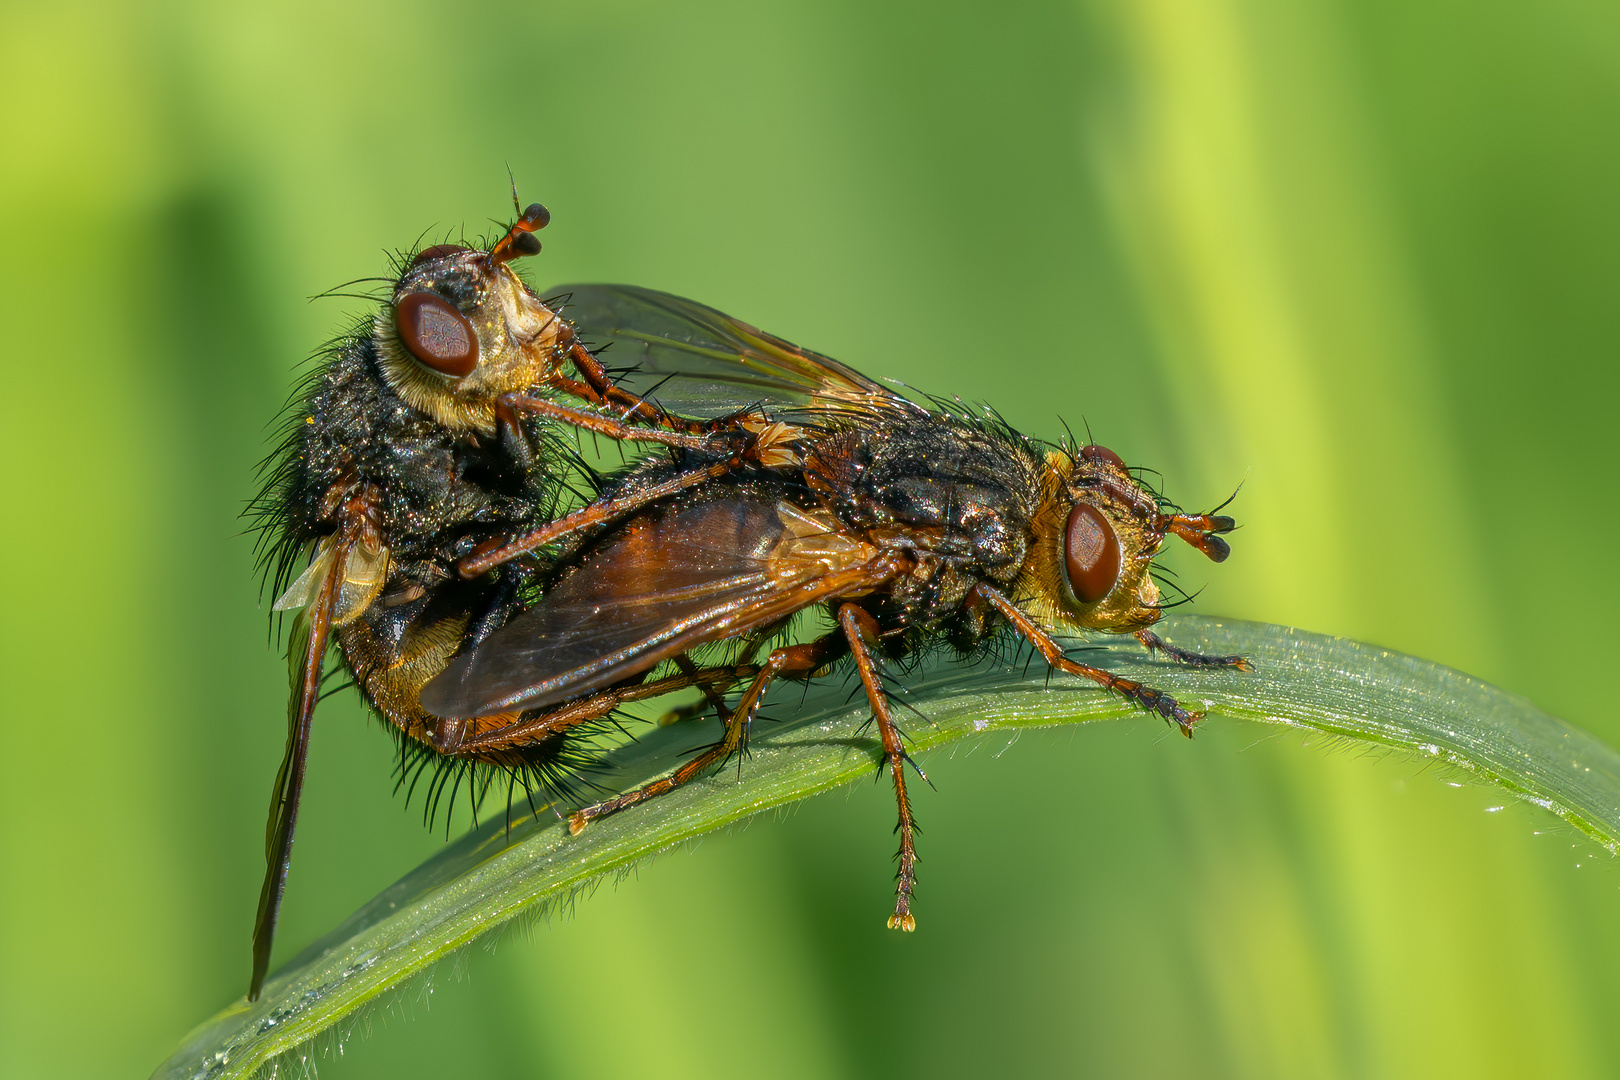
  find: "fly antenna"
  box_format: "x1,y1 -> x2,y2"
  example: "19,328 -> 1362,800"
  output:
490,179 -> 550,266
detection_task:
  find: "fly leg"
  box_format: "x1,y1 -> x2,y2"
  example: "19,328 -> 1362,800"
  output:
553,334 -> 713,435
1135,630 -> 1252,671
432,663 -> 755,758
551,328 -> 774,442
568,636 -> 846,831
836,604 -> 923,932
251,487 -> 380,999
459,452 -> 749,579
972,584 -> 1203,737
501,393 -> 722,452
459,397 -> 806,580
414,664 -> 753,833
660,652 -> 758,725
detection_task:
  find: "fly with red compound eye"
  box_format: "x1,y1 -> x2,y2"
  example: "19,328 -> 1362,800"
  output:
419,285 -> 1251,933
245,203 -> 795,1000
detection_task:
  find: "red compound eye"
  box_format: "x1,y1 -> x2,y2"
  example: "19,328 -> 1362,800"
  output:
1080,444 -> 1124,469
409,243 -> 471,268
395,292 -> 478,377
1063,503 -> 1121,605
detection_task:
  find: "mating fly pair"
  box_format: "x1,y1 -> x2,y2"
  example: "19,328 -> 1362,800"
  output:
250,197 -> 1245,999
248,200 -> 792,998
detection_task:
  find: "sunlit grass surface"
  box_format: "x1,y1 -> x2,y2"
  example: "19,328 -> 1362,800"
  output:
155,619 -> 1620,1078
2,1 -> 1618,1077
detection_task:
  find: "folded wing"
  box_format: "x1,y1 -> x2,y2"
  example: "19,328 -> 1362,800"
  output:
420,490 -> 893,717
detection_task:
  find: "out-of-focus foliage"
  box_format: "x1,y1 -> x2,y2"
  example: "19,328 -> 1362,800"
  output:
2,1 -> 1617,1077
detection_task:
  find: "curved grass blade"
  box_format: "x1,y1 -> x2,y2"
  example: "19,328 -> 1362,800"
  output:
154,615 -> 1620,1078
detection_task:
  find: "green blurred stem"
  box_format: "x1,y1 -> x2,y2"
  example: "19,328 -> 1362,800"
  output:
154,616 -> 1620,1079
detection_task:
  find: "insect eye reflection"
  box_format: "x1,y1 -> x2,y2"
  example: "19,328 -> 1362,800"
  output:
1064,502 -> 1121,603
395,291 -> 478,376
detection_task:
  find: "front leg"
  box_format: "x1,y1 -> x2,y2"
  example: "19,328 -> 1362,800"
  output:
502,393 -> 721,451
458,451 -> 750,579
1135,629 -> 1252,671
972,584 -> 1203,737
489,395 -> 539,479
555,335 -> 710,434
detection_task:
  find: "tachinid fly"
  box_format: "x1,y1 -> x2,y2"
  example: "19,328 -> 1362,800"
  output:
420,285 -> 1249,934
247,205 -> 781,999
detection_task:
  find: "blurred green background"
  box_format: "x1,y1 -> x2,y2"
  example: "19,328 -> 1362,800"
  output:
3,0 -> 1618,1076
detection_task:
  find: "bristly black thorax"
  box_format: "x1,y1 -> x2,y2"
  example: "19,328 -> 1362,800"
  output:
249,330 -> 568,603
800,410 -> 1046,664
809,410 -> 1044,573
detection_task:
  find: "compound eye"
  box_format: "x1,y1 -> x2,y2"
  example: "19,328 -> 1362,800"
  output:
395,292 -> 478,377
1080,444 -> 1124,469
1063,503 -> 1121,605
409,243 -> 471,268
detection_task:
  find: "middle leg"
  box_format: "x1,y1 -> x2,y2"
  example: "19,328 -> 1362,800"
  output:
836,603 -> 924,932
568,635 -> 847,832
432,662 -> 753,758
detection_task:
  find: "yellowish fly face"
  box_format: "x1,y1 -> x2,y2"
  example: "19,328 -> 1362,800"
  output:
1018,444 -> 1233,637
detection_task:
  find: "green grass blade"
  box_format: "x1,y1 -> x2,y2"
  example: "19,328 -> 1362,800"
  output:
154,615 -> 1620,1078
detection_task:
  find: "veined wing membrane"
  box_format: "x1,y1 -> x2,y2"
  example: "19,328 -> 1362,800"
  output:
552,284 -> 907,420
420,491 -> 896,718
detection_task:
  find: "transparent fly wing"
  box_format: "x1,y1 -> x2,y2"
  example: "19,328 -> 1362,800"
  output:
552,284 -> 908,421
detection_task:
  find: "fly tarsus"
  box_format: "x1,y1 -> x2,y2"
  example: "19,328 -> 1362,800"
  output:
565,704 -> 743,831
1135,629 -> 1253,672
1105,674 -> 1202,738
